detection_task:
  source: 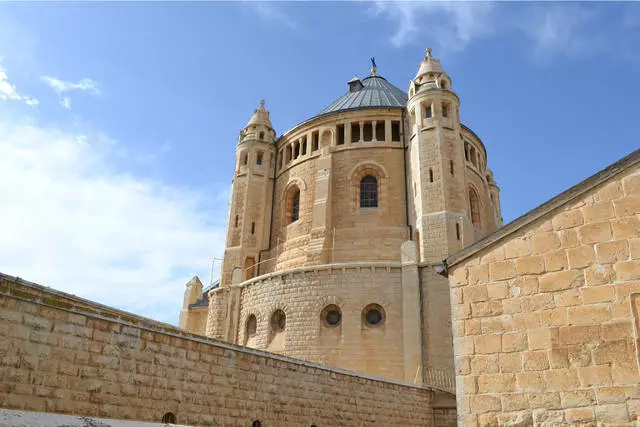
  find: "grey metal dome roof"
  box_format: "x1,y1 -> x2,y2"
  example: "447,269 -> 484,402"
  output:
318,75 -> 408,116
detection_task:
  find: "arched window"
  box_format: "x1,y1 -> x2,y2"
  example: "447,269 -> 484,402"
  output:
244,314 -> 257,345
162,413 -> 177,424
287,187 -> 300,223
259,131 -> 264,140
360,175 -> 378,208
469,188 -> 481,228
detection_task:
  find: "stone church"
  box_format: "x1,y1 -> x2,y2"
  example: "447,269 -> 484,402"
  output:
179,49 -> 501,391
0,46 -> 638,426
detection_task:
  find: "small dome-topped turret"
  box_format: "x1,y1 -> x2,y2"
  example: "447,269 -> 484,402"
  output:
246,100 -> 273,129
415,48 -> 445,80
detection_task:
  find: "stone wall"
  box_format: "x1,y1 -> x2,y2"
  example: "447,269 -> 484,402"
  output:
447,159 -> 640,425
0,274 -> 441,426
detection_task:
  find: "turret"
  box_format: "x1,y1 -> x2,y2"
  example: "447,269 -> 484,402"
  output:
406,49 -> 467,260
220,100 -> 277,286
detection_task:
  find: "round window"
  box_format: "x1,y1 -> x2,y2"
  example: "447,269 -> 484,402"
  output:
362,304 -> 385,327
270,309 -> 286,333
321,305 -> 342,327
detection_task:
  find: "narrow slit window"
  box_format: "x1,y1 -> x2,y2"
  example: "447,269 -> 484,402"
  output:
251,222 -> 255,235
312,131 -> 319,151
337,124 -> 345,145
363,122 -> 373,142
391,121 -> 401,141
351,123 -> 360,143
442,102 -> 449,118
456,223 -> 461,241
429,168 -> 433,183
290,189 -> 300,223
256,152 -> 263,165
425,105 -> 432,119
301,136 -> 307,155
450,160 -> 454,176
375,121 -> 385,141
259,131 -> 264,140
235,215 -> 239,228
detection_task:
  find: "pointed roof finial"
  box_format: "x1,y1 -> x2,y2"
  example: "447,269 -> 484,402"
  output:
259,99 -> 265,109
426,47 -> 433,58
370,56 -> 377,76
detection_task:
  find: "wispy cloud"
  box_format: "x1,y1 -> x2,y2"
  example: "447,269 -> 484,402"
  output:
40,76 -> 101,109
0,120 -> 227,323
0,60 -> 38,107
374,2 -> 640,62
371,1 -> 495,52
253,2 -> 299,30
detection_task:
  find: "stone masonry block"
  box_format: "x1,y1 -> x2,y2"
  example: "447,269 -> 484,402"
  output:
504,237 -> 532,259
515,256 -> 545,275
470,394 -> 501,413
523,351 -> 550,371
489,260 -> 515,281
499,353 -> 522,373
581,285 -> 615,304
528,327 -> 558,350
477,373 -> 516,393
578,365 -> 612,387
559,389 -> 596,407
544,250 -> 568,272
552,210 -> 583,230
595,181 -> 623,202
615,260 -> 640,280
584,264 -> 616,286
611,216 -> 640,239
538,270 -> 583,292
559,325 -> 601,346
579,221 -> 613,244
532,232 -> 561,254
567,304 -> 611,325
630,238 -> 640,259
475,334 -> 501,354
565,407 -> 595,423
583,202 -> 614,223
464,285 -> 489,303
567,245 -> 595,269
544,368 -> 580,391
516,372 -> 545,392
502,332 -> 528,353
614,196 -> 640,217
468,265 -> 489,285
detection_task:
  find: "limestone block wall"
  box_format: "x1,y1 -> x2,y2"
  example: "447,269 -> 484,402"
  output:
234,263 -> 406,381
421,266 -> 455,374
0,274 -> 442,426
448,163 -> 640,425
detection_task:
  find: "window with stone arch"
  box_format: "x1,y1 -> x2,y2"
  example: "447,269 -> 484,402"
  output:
285,185 -> 301,223
360,175 -> 378,208
469,187 -> 481,228
352,164 -> 385,211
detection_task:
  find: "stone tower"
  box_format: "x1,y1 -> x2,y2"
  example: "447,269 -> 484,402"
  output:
407,49 -> 493,261
220,101 -> 277,286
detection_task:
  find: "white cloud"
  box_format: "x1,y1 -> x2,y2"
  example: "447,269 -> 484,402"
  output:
41,76 -> 101,109
0,120 -> 227,324
253,3 -> 299,30
371,1 -> 495,51
0,60 -> 39,107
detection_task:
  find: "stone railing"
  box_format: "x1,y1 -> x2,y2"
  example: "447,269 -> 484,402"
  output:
425,368 -> 456,395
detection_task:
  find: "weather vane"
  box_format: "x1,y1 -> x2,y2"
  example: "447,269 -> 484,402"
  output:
370,57 -> 377,75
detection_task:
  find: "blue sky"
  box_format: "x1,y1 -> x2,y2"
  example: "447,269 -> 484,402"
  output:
0,1 -> 638,324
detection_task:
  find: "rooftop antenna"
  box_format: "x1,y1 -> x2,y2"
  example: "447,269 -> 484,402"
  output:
209,256 -> 223,286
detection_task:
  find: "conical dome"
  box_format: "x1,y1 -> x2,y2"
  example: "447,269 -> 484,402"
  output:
415,48 -> 444,79
246,100 -> 273,129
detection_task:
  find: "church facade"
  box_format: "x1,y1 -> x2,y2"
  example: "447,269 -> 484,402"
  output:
179,49 -> 502,389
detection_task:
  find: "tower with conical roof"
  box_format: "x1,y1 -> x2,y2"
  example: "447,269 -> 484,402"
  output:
220,101 -> 277,287
407,48 -> 471,260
